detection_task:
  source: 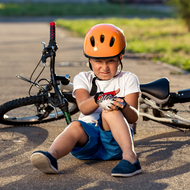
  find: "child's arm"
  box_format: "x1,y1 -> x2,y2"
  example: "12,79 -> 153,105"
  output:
75,88 -> 99,115
75,88 -> 121,115
121,92 -> 140,124
100,90 -> 140,124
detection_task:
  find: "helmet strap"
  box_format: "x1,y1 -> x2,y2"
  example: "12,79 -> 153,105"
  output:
114,56 -> 123,78
90,76 -> 98,96
89,56 -> 123,96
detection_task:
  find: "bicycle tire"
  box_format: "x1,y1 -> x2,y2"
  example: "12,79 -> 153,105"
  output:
0,93 -> 79,126
164,102 -> 190,129
151,102 -> 190,129
140,96 -> 190,129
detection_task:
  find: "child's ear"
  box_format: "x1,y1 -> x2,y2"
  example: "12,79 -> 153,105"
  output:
120,55 -> 123,60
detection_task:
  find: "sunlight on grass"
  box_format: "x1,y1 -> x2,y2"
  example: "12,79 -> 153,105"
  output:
0,3 -> 5,9
56,18 -> 190,71
0,3 -> 173,17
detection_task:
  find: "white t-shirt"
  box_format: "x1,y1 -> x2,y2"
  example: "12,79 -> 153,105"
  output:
72,71 -> 140,128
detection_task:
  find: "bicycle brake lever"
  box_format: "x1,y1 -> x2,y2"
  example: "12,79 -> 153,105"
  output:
41,41 -> 46,50
41,42 -> 47,66
17,75 -> 44,90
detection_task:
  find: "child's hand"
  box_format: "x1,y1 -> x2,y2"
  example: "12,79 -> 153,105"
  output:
94,89 -> 127,111
103,89 -> 127,112
94,92 -> 116,110
103,97 -> 127,112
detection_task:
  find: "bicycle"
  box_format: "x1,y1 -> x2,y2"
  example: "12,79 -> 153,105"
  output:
0,23 -> 190,134
0,22 -> 79,126
136,77 -> 190,133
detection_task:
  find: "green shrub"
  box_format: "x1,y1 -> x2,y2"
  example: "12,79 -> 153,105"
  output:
56,18 -> 190,71
168,0 -> 190,31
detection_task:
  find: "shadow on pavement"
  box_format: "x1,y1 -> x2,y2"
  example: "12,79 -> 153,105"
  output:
0,126 -> 48,162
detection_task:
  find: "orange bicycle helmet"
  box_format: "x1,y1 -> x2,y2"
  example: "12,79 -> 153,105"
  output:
84,24 -> 126,58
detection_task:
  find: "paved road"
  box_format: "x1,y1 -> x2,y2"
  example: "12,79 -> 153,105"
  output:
0,19 -> 190,190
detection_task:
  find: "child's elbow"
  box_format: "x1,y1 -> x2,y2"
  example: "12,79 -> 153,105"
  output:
78,106 -> 93,116
128,114 -> 139,124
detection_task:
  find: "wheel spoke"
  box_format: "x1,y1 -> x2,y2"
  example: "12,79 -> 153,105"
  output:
0,94 -> 78,126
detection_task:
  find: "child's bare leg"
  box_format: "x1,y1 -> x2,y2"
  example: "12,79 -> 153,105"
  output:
102,110 -> 137,164
30,121 -> 88,174
48,120 -> 89,160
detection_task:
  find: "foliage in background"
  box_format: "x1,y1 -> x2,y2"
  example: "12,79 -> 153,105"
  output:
168,0 -> 190,31
0,2 -> 189,71
0,2 -> 173,17
56,18 -> 190,71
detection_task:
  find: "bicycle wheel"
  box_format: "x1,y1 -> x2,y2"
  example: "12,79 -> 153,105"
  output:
163,102 -> 190,129
150,102 -> 190,129
0,93 -> 79,126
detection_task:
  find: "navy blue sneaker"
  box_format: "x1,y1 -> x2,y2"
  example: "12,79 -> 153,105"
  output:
30,151 -> 58,174
111,159 -> 142,177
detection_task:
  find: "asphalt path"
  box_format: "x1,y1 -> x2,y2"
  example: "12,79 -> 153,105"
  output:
0,18 -> 190,190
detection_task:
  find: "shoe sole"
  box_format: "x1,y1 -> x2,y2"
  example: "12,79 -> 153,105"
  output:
30,152 -> 58,174
111,169 -> 142,177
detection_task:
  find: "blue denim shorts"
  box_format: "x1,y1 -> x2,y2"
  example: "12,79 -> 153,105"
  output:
70,114 -> 133,160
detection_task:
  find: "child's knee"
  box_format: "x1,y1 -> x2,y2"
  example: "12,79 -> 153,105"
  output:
102,110 -> 121,120
69,121 -> 88,146
70,120 -> 81,127
68,121 -> 82,131
68,121 -> 86,136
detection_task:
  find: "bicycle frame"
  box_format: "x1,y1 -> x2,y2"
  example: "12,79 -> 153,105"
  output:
18,22 -> 72,125
139,77 -> 190,132
44,22 -> 72,125
2,22 -> 190,131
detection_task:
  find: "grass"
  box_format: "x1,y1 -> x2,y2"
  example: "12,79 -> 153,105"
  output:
0,3 -> 189,71
0,3 -> 173,17
56,18 -> 190,71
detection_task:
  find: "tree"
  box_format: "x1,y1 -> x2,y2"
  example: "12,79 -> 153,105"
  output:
168,0 -> 190,31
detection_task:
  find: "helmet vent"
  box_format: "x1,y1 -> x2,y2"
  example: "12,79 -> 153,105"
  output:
90,36 -> 95,47
100,35 -> 105,43
110,37 -> 115,47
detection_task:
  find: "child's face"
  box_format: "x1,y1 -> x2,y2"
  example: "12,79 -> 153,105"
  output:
90,57 -> 120,80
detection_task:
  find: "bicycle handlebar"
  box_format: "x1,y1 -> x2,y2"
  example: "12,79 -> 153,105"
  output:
48,22 -> 58,50
49,22 -> 56,46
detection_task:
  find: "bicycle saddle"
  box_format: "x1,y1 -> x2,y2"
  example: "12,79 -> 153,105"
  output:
140,77 -> 170,104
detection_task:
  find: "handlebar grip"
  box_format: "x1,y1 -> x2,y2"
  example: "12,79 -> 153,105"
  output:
49,22 -> 56,46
